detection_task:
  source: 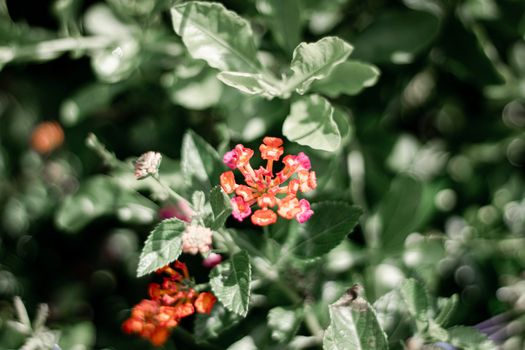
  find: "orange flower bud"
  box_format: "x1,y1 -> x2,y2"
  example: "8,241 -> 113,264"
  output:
251,209 -> 278,226
277,196 -> 301,219
30,121 -> 64,154
194,292 -> 217,314
257,193 -> 276,208
220,171 -> 236,194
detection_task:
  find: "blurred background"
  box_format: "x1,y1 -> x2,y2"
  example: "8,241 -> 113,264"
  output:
1,0 -> 525,349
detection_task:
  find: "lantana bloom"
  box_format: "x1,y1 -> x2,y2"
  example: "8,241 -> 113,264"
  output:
134,151 -> 162,179
122,261 -> 217,346
181,225 -> 213,255
220,137 -> 316,226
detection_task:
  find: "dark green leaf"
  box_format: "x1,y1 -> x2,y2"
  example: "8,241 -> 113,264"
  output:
194,303 -> 241,343
182,130 -> 224,192
283,94 -> 341,152
312,60 -> 380,97
210,186 -> 232,230
352,9 -> 440,64
323,286 -> 388,350
210,251 -> 252,317
287,202 -> 362,259
256,0 -> 301,55
136,218 -> 185,277
171,1 -> 262,72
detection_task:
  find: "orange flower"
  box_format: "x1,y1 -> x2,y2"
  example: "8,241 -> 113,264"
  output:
30,121 -> 64,154
194,292 -> 217,314
220,137 -> 315,226
123,261 -> 217,346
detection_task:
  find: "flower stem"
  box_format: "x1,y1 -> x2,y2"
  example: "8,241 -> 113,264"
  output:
152,175 -> 193,211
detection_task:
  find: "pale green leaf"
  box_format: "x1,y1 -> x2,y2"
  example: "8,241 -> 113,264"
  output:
136,218 -> 185,277
217,71 -> 280,98
399,279 -> 431,331
210,251 -> 251,317
194,303 -> 241,343
182,130 -> 224,192
373,290 -> 412,343
166,68 -> 223,110
435,294 -> 459,327
287,202 -> 362,259
287,36 -> 353,94
267,307 -> 303,343
312,60 -> 380,98
447,326 -> 497,350
323,286 -> 388,350
56,176 -> 157,233
171,1 -> 261,72
283,94 -> 341,152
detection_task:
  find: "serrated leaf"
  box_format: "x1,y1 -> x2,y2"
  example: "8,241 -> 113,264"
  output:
210,251 -> 251,317
352,9 -> 440,64
56,176 -> 157,233
267,307 -> 303,343
194,302 -> 241,343
399,279 -> 431,331
171,1 -> 261,73
283,94 -> 341,152
287,202 -> 362,259
217,71 -> 280,98
286,37 -> 353,95
182,130 -> 224,192
136,218 -> 185,277
312,60 -> 380,98
210,186 -> 232,230
447,326 -> 497,350
323,286 -> 388,350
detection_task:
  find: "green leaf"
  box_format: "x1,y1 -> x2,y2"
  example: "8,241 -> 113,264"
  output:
287,36 -> 353,94
287,202 -> 362,259
210,186 -> 232,230
267,307 -> 303,343
283,94 -> 341,152
435,294 -> 459,327
256,0 -> 301,55
373,290 -> 412,343
210,251 -> 252,317
323,286 -> 388,350
312,60 -> 380,98
182,130 -> 224,192
377,175 -> 427,254
217,71 -> 280,98
352,9 -> 440,64
399,279 -> 431,331
165,68 -> 223,110
194,303 -> 241,343
136,218 -> 185,277
55,176 -> 157,233
447,326 -> 497,350
171,1 -> 262,72
439,16 -> 504,86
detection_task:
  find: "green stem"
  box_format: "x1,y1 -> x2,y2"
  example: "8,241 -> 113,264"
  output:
304,303 -> 324,339
152,175 -> 193,211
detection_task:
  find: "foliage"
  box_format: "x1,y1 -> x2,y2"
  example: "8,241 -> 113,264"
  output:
1,0 -> 525,349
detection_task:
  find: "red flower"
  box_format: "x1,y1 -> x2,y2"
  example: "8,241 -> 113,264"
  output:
220,137 -> 316,226
122,261 -> 217,346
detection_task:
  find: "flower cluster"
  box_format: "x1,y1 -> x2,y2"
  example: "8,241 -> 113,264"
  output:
181,225 -> 213,255
220,137 -> 316,226
134,151 -> 162,180
122,261 -> 216,346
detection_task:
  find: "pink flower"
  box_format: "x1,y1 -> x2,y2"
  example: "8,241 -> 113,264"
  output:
202,253 -> 222,268
296,199 -> 314,223
159,202 -> 192,222
296,152 -> 311,170
231,196 -> 252,221
223,150 -> 238,169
